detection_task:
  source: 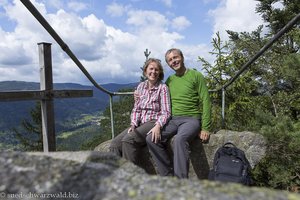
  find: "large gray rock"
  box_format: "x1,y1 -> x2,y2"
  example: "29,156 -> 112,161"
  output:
95,129 -> 267,179
0,150 -> 299,200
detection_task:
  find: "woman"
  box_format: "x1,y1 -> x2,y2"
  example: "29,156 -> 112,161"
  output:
109,58 -> 171,166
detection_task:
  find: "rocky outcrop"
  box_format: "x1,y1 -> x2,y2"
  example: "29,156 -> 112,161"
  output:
95,129 -> 267,179
0,150 -> 299,200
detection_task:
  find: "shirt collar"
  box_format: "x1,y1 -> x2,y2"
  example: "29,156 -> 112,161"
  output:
143,80 -> 161,90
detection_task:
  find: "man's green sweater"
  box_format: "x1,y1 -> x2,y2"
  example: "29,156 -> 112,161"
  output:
166,69 -> 211,131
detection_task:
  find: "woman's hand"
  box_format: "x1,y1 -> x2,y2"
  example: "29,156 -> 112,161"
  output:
128,125 -> 136,133
150,124 -> 161,143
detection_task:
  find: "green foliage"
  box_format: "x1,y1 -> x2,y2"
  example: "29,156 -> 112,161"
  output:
254,1 -> 300,120
81,88 -> 135,150
79,128 -> 110,150
14,102 -> 43,151
140,48 -> 152,81
256,0 -> 300,39
11,101 -> 104,151
277,53 -> 300,119
251,114 -> 300,191
58,123 -> 101,151
198,32 -> 260,131
0,130 -> 20,150
198,1 -> 300,191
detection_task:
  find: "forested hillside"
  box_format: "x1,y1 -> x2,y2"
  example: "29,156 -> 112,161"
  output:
0,81 -> 138,131
0,81 -> 137,150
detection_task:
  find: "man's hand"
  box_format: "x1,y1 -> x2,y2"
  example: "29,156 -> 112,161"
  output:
199,130 -> 210,142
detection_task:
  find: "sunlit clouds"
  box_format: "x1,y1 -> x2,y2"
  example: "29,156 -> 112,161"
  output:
0,0 -> 264,85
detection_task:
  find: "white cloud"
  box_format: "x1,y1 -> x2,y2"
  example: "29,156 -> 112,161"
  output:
44,0 -> 63,10
179,44 -> 212,69
106,2 -> 129,17
82,14 -> 107,35
209,0 -> 264,40
0,32 -> 32,66
67,1 -> 88,12
0,0 -> 212,85
272,1 -> 284,10
0,0 -> 50,75
171,16 -> 191,31
126,10 -> 168,29
48,11 -> 107,61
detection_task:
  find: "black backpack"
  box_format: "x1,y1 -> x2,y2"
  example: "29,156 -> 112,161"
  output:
208,142 -> 253,185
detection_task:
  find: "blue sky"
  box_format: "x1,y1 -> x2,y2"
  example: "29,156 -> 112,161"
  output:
0,0 -> 266,85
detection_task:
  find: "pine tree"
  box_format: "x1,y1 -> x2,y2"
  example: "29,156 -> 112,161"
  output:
14,101 -> 43,151
199,0 -> 300,190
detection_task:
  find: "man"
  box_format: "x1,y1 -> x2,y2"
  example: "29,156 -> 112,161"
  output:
146,48 -> 211,179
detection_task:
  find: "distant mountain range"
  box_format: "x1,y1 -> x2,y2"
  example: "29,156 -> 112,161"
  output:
0,81 -> 138,132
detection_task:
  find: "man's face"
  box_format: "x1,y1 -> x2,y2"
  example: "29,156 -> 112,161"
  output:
166,51 -> 183,72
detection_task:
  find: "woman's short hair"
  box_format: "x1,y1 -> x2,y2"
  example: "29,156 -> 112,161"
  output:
143,58 -> 164,81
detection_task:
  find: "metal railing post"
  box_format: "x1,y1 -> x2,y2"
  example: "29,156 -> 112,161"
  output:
109,95 -> 115,139
221,87 -> 226,129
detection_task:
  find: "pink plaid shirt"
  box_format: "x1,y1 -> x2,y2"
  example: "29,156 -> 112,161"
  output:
131,80 -> 171,128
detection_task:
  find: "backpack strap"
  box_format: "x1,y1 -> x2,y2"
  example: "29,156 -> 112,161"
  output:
223,142 -> 236,148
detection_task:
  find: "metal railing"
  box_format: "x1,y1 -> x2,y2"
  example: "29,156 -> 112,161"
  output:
20,0 -> 135,140
1,0 -> 298,151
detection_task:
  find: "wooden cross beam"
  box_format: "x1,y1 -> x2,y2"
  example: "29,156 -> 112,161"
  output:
0,43 -> 93,152
0,90 -> 93,101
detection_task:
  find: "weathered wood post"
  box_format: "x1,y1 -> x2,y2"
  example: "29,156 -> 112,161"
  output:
38,42 -> 56,152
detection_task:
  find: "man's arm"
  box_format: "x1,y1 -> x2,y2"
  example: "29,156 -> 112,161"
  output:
198,72 -> 211,131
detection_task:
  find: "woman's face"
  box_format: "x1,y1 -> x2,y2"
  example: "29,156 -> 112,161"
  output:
145,62 -> 160,82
